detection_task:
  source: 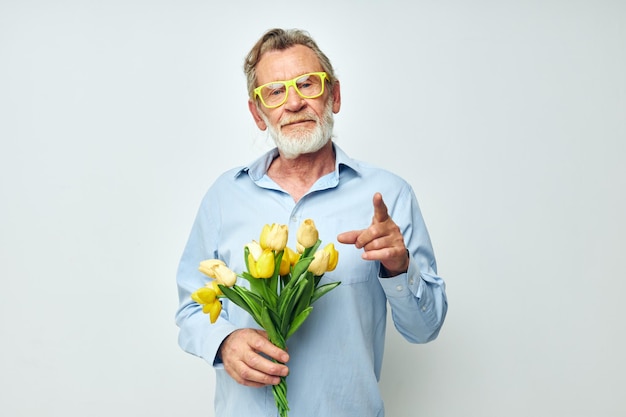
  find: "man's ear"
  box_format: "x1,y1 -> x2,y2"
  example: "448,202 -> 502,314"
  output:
332,80 -> 341,114
248,100 -> 267,131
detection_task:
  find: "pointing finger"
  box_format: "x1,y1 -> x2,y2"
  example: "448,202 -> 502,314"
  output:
372,193 -> 389,223
337,230 -> 360,245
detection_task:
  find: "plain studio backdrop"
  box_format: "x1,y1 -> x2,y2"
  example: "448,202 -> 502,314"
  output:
1,1 -> 624,416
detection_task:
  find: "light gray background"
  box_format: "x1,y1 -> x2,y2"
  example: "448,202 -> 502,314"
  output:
1,1 -> 624,416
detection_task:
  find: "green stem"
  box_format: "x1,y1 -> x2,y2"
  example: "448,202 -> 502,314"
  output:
272,375 -> 289,417
269,339 -> 289,416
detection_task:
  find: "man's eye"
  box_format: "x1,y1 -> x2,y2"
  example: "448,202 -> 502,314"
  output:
265,85 -> 286,96
298,81 -> 313,90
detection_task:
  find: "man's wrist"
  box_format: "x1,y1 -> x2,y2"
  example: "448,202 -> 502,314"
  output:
380,249 -> 410,278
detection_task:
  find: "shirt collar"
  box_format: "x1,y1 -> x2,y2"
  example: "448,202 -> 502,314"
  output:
235,143 -> 361,181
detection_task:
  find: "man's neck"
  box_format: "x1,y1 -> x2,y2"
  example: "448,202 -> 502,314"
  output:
267,141 -> 335,202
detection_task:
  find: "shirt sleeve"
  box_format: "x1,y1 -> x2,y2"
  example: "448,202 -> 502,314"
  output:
174,191 -> 240,366
378,185 -> 448,343
378,261 -> 447,343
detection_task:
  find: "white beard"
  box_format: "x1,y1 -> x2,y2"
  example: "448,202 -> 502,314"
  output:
261,98 -> 335,160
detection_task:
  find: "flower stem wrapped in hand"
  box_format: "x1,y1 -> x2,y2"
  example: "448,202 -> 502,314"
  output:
190,219 -> 341,417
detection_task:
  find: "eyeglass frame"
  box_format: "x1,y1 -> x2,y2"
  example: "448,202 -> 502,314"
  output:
253,71 -> 329,109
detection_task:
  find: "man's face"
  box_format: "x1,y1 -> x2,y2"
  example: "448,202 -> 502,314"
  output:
249,45 -> 341,159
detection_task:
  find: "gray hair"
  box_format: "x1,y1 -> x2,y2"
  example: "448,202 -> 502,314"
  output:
243,28 -> 337,99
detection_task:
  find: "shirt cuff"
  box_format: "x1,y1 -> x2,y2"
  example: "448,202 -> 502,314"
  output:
207,323 -> 240,368
378,259 -> 422,298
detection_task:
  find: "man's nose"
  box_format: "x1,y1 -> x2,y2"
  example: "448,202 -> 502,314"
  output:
283,86 -> 306,111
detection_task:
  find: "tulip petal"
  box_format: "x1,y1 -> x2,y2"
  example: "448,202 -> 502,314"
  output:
209,301 -> 222,323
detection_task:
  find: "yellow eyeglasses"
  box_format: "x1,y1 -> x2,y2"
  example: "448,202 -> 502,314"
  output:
254,72 -> 328,109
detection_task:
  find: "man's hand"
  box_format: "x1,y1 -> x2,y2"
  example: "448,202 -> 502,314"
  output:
337,192 -> 409,276
219,328 -> 289,387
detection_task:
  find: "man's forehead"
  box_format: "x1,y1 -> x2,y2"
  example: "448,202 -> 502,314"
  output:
255,45 -> 322,84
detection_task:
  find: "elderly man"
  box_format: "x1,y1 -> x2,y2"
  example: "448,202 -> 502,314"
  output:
175,28 -> 447,417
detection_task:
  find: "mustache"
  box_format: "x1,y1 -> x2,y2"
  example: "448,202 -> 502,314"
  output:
280,113 -> 318,127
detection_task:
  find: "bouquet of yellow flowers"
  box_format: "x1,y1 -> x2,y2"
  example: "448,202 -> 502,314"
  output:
191,219 -> 341,417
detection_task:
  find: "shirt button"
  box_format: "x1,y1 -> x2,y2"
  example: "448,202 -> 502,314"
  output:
290,216 -> 298,223
396,285 -> 403,291
408,277 -> 414,285
421,306 -> 427,312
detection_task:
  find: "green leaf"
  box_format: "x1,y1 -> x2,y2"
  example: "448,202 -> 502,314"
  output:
291,271 -> 315,321
314,273 -> 323,287
290,255 -> 314,282
276,268 -> 306,316
310,281 -> 341,304
280,276 -> 308,335
249,275 -> 266,295
300,239 -> 322,258
286,306 -> 313,340
270,250 -> 284,295
218,285 -> 261,326
261,304 -> 285,349
277,282 -> 295,318
239,271 -> 256,282
243,245 -> 251,272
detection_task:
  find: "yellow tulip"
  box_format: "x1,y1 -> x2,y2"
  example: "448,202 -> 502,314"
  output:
260,223 -> 288,251
323,243 -> 339,272
209,280 -> 223,296
296,242 -> 305,254
208,300 -> 222,323
248,249 -> 275,278
279,254 -> 291,276
246,240 -> 263,261
257,249 -> 276,278
247,252 -> 258,276
199,260 -> 237,287
296,219 -> 319,249
201,302 -> 213,314
213,263 -> 237,287
279,246 -> 301,275
191,286 -> 217,305
308,249 -> 330,276
285,246 -> 300,264
191,287 -> 222,323
198,259 -> 227,279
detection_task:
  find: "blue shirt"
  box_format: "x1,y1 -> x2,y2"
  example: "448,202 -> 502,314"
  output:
175,144 -> 447,417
